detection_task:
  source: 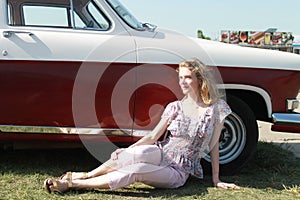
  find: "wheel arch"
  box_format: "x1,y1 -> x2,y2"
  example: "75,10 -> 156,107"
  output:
223,84 -> 271,121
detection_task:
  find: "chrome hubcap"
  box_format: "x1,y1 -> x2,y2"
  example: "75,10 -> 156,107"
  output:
204,112 -> 247,164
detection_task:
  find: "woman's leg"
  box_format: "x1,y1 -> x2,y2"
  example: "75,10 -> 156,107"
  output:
73,175 -> 110,189
87,159 -> 118,178
107,163 -> 188,190
47,163 -> 188,192
61,158 -> 119,180
63,145 -> 161,180
45,175 -> 111,193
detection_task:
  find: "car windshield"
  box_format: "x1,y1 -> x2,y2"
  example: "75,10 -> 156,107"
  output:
105,0 -> 144,30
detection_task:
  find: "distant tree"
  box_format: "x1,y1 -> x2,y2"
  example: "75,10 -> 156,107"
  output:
197,30 -> 211,40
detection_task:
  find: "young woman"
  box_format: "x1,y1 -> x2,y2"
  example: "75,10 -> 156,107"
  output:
44,58 -> 240,193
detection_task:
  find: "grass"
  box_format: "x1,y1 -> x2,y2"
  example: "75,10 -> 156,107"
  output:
1,142 -> 300,200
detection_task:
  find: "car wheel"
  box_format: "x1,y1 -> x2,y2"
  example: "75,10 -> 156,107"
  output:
202,95 -> 258,175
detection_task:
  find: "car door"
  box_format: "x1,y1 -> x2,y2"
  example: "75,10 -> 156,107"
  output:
0,0 -> 137,132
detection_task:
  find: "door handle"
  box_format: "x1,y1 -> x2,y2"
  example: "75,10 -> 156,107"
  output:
3,30 -> 34,38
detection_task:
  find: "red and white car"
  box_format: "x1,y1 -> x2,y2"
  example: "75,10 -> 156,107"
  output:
1,0 -> 300,174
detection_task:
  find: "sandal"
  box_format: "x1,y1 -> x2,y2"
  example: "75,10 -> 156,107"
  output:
43,178 -> 72,194
60,171 -> 88,181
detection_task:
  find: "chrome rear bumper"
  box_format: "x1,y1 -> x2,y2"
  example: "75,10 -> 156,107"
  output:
272,113 -> 300,126
272,113 -> 300,133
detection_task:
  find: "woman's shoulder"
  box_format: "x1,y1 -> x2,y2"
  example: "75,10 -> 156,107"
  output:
208,98 -> 231,113
168,100 -> 179,104
165,100 -> 181,112
162,100 -> 181,119
211,98 -> 232,120
166,100 -> 181,108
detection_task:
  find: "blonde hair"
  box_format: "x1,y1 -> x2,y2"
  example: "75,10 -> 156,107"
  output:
178,58 -> 220,105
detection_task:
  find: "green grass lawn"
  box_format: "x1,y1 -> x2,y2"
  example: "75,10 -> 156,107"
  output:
1,142 -> 300,200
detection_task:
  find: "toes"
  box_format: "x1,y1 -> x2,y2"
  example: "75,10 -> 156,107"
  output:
46,179 -> 53,185
60,174 -> 66,180
44,179 -> 53,193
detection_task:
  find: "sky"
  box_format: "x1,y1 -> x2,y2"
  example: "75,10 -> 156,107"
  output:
121,0 -> 300,40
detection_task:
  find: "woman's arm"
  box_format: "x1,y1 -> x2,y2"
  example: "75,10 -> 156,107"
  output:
209,119 -> 240,189
128,117 -> 169,148
209,119 -> 224,186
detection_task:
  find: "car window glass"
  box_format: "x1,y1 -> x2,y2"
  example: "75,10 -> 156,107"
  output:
106,0 -> 143,30
73,11 -> 87,29
86,2 -> 109,30
23,6 -> 70,27
6,0 -> 110,31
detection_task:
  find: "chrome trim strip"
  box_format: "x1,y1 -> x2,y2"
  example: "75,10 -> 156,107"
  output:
0,125 -> 133,135
272,113 -> 300,126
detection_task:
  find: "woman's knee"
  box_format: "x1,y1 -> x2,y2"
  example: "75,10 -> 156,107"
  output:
117,145 -> 161,167
132,145 -> 161,165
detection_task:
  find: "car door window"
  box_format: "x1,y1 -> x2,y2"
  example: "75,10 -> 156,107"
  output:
23,6 -> 71,27
7,0 -> 110,30
86,2 -> 110,30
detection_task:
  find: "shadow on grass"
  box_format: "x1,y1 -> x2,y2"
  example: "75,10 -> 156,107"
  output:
0,148 -> 99,176
42,176 -> 210,199
81,178 -> 210,199
1,142 -> 300,198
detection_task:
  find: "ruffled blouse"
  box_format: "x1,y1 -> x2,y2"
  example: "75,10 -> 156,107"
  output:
157,99 -> 231,178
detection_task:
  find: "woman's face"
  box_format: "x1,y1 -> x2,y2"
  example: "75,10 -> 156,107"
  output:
178,67 -> 200,96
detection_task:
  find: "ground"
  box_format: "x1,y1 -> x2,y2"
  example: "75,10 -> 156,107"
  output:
258,92 -> 300,158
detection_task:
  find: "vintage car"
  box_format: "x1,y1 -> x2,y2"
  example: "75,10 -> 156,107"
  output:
1,0 -> 300,175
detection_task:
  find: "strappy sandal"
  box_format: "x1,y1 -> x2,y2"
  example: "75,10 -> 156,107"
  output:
43,178 -> 72,194
60,171 -> 89,181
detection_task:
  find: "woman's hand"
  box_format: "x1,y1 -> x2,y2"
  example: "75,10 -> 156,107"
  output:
215,182 -> 240,190
110,148 -> 125,160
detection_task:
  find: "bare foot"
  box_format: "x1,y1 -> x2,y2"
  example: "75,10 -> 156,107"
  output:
44,179 -> 70,193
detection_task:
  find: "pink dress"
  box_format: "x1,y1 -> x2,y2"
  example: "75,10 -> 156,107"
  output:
158,99 -> 232,178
